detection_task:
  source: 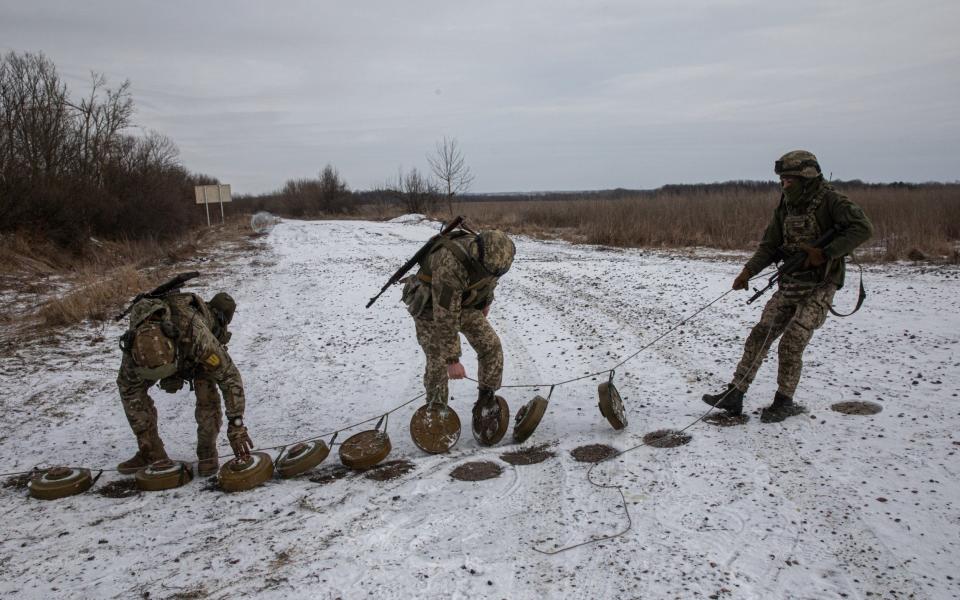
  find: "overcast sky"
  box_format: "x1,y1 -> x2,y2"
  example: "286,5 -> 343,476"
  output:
2,0 -> 958,194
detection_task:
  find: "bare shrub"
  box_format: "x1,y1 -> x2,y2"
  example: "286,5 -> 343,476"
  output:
0,51 -> 208,249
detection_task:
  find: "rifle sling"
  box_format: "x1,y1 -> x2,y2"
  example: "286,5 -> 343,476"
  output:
829,254 -> 866,318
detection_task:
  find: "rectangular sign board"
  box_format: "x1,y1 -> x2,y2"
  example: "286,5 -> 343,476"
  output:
194,184 -> 232,204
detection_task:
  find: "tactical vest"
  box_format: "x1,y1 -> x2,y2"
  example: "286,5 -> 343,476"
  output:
779,185 -> 828,299
404,231 -> 498,316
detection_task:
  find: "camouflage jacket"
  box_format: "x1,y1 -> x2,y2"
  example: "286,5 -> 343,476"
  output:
744,180 -> 873,288
421,242 -> 499,362
119,293 -> 246,416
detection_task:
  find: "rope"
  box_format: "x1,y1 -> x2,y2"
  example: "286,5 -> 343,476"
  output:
0,268 -> 779,500
535,280 -> 806,555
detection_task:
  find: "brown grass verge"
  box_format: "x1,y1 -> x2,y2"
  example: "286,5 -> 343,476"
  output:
0,215 -> 254,331
442,185 -> 960,262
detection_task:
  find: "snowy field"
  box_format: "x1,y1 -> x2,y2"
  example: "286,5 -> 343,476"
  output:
1,217 -> 958,600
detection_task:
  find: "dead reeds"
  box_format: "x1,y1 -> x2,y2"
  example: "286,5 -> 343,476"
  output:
450,183 -> 960,262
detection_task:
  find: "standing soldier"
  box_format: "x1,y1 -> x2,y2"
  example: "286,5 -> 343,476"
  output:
403,228 -> 516,445
703,150 -> 873,422
116,289 -> 254,475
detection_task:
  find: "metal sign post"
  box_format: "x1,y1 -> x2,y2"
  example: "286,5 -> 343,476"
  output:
194,184 -> 232,226
202,186 -> 210,226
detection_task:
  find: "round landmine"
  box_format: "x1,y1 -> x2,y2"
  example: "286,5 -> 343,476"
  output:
135,460 -> 193,492
275,440 -> 331,478
570,444 -> 619,463
500,443 -> 555,466
410,405 -> 461,454
831,401 -> 883,416
218,452 -> 274,492
513,396 -> 549,444
28,466 -> 93,501
450,461 -> 503,482
643,429 -> 692,448
473,396 -> 510,446
704,413 -> 750,427
339,430 -> 392,470
598,381 -> 628,430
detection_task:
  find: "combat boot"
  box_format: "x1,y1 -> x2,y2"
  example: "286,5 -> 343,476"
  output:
197,443 -> 219,477
760,391 -> 806,423
197,455 -> 219,477
701,384 -> 743,416
472,387 -> 504,446
117,427 -> 169,474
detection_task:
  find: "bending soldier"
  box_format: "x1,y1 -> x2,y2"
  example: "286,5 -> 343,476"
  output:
116,291 -> 254,475
403,228 -> 516,445
703,150 -> 873,422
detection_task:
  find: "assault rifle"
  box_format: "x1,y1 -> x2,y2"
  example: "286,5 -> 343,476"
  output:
746,226 -> 839,305
366,216 -> 467,309
115,271 -> 200,321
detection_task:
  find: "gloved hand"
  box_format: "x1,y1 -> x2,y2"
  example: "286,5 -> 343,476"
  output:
732,268 -> 751,291
158,376 -> 185,394
800,244 -> 827,269
227,416 -> 254,460
447,361 -> 467,379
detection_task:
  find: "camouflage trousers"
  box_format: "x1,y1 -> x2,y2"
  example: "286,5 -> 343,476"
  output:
731,284 -> 837,398
414,309 -> 504,406
117,355 -> 223,459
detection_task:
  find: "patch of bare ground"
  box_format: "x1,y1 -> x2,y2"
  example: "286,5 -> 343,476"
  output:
570,444 -> 619,463
500,443 -> 555,466
643,429 -> 692,448
308,464 -> 353,485
3,473 -> 31,490
450,461 -> 502,481
831,401 -> 883,415
704,413 -> 750,427
96,479 -> 140,499
364,459 -> 415,481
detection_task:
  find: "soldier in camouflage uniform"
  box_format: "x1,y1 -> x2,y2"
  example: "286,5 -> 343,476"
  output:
116,291 -> 254,475
403,229 -> 516,445
703,150 -> 873,422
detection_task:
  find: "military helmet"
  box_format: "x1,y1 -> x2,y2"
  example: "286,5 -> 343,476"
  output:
775,150 -> 821,178
476,230 -> 515,277
208,292 -> 236,325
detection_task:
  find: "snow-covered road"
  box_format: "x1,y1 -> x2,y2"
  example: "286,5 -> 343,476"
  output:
1,217 -> 958,599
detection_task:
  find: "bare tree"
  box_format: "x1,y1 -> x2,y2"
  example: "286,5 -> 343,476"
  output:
427,136 -> 474,215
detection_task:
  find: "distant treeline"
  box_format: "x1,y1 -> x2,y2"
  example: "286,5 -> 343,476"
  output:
0,51 -> 214,250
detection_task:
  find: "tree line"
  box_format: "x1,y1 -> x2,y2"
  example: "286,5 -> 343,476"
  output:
0,51 -> 214,249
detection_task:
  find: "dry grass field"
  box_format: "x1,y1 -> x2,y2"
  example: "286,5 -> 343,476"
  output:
449,184 -> 960,262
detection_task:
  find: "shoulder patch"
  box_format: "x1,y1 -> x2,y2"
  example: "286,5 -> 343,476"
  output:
203,352 -> 221,368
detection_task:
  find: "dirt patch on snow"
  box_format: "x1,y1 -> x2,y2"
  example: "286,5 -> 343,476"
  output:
364,459 -> 415,481
831,401 -> 883,415
704,413 -> 750,427
570,444 -> 619,463
96,479 -> 141,499
643,429 -> 692,448
308,465 -> 353,485
3,473 -> 31,490
500,443 -> 555,466
450,461 -> 502,481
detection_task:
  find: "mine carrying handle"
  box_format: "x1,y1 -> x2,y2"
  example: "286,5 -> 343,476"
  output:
365,216 -> 467,309
747,226 -> 840,305
115,271 -> 201,321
